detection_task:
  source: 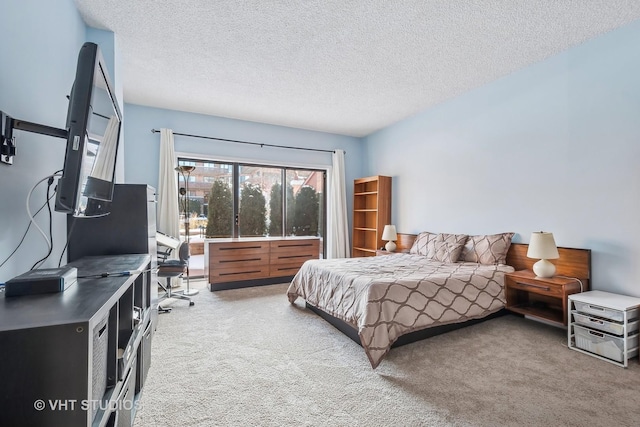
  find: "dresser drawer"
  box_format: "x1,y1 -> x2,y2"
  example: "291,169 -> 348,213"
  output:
269,239 -> 319,277
270,239 -> 319,254
208,241 -> 270,283
209,241 -> 269,260
210,252 -> 268,268
270,240 -> 318,263
210,265 -> 271,283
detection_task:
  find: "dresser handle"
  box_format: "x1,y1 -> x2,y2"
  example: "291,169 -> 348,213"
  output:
515,281 -> 550,291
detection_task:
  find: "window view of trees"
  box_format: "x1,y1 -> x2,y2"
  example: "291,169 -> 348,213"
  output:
178,158 -> 325,257
292,186 -> 319,236
268,182 -> 297,236
268,182 -> 284,236
185,198 -> 202,217
205,180 -> 233,237
239,183 -> 266,236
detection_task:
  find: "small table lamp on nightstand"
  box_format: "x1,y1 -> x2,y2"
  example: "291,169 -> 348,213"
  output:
382,225 -> 397,252
527,231 -> 559,278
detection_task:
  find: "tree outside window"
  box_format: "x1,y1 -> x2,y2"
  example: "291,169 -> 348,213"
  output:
238,183 -> 266,237
206,180 -> 233,237
293,186 -> 319,236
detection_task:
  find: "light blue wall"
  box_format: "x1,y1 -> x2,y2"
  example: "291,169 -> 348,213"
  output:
0,1 -> 122,282
365,20 -> 640,296
123,103 -> 363,228
0,0 -> 86,281
124,105 -> 363,186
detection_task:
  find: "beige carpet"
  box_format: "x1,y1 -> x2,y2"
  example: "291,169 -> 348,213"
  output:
134,282 -> 640,427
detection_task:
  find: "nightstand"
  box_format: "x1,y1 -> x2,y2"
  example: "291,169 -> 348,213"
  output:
504,270 -> 584,327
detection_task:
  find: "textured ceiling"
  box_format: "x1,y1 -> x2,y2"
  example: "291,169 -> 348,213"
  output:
73,1 -> 640,137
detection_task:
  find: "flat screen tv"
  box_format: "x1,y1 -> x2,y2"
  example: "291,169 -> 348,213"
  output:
54,42 -> 122,217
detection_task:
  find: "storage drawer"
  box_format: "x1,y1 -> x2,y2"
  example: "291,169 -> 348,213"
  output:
92,315 -> 109,422
209,241 -> 269,257
115,356 -> 137,427
269,239 -> 318,277
270,261 -> 308,277
574,324 -> 639,363
270,239 -> 319,254
136,319 -> 153,394
211,253 -> 269,268
210,266 -> 271,283
572,311 -> 639,336
574,301 -> 638,322
507,279 -> 563,297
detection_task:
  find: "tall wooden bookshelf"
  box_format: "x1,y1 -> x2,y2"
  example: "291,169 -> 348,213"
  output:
352,175 -> 392,257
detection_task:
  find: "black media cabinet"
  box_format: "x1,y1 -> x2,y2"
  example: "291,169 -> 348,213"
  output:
0,254 -> 153,427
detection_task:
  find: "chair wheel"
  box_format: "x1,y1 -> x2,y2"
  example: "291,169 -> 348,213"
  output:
190,301 -> 195,306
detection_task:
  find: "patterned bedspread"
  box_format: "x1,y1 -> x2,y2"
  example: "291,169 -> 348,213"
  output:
287,253 -> 514,368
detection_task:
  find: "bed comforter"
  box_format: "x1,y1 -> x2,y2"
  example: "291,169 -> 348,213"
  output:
287,253 -> 514,368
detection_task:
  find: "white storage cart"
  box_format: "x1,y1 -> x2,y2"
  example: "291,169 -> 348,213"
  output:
568,290 -> 640,368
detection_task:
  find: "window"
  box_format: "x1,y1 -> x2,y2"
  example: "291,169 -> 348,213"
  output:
178,158 -> 326,257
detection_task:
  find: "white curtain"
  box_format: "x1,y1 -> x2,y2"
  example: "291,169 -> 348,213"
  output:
90,116 -> 119,181
328,149 -> 350,258
157,128 -> 180,239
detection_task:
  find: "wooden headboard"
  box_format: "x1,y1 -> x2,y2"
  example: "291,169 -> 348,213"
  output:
396,233 -> 591,285
395,233 -> 418,253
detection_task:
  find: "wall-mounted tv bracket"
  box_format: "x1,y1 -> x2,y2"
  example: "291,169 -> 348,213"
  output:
1,110 -> 68,165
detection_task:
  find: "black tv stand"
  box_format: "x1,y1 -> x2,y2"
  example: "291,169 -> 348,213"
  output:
0,254 -> 153,427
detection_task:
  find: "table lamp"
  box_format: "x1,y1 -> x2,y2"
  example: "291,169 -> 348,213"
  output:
527,231 -> 559,278
382,225 -> 398,252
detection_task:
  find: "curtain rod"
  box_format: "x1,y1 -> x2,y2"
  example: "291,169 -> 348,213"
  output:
151,129 -> 338,154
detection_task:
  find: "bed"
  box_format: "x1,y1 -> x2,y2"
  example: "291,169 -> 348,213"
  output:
287,231 -> 590,368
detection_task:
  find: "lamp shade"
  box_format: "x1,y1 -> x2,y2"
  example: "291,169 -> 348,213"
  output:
527,232 -> 559,260
382,225 -> 397,241
175,165 -> 196,173
527,232 -> 559,278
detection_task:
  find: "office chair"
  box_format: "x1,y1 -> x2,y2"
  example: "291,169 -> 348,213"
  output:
157,240 -> 195,313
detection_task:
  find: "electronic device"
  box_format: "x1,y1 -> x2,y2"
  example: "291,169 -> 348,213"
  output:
55,42 -> 123,217
4,266 -> 78,297
0,42 -> 122,217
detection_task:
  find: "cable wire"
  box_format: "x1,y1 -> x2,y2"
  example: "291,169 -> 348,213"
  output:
0,190 -> 55,269
556,275 -> 584,292
78,267 -> 156,279
25,173 -> 61,254
58,216 -> 77,267
30,177 -> 56,270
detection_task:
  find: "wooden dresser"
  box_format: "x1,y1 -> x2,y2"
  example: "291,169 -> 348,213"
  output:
206,237 -> 320,290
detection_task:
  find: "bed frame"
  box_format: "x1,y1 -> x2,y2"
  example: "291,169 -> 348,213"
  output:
306,233 -> 591,349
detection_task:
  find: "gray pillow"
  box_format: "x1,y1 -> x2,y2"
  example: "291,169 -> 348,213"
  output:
409,231 -> 438,255
425,240 -> 465,263
460,232 -> 515,264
